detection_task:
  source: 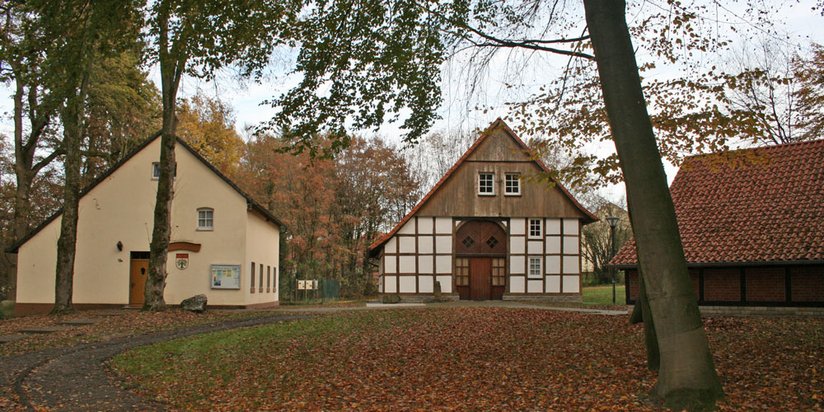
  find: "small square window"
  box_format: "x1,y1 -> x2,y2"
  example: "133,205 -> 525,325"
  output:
529,218 -> 542,238
505,174 -> 520,195
152,162 -> 176,180
197,208 -> 214,230
528,257 -> 542,279
479,172 -> 495,195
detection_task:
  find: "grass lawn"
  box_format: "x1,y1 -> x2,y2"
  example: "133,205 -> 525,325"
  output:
112,308 -> 823,411
582,284 -> 626,305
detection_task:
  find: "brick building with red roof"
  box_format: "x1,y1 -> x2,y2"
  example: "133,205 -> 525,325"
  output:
612,139 -> 824,307
368,119 -> 597,301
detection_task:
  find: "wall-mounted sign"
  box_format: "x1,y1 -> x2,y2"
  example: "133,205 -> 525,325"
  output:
297,280 -> 318,290
211,264 -> 240,289
175,253 -> 189,270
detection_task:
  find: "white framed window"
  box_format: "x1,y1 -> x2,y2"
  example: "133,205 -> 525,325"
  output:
504,173 -> 520,195
197,208 -> 214,231
529,218 -> 542,238
152,162 -> 161,180
478,172 -> 495,195
528,256 -> 542,279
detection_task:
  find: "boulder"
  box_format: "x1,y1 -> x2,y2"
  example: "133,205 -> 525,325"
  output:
180,294 -> 207,313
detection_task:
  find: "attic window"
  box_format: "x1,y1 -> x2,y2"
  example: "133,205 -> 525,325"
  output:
197,208 -> 214,231
479,172 -> 495,195
152,162 -> 176,180
505,174 -> 520,195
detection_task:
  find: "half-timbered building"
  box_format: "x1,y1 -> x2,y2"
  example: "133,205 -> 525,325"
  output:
368,119 -> 597,301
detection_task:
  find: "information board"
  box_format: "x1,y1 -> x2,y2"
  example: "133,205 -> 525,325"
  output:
211,264 -> 241,289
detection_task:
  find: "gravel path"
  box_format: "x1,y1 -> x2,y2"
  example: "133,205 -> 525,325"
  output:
0,313 -> 310,411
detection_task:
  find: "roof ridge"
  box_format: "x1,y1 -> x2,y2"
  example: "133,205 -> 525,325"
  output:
685,138 -> 824,161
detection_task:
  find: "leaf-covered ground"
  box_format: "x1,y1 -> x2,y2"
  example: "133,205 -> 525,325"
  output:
112,308 -> 824,411
0,308 -> 283,358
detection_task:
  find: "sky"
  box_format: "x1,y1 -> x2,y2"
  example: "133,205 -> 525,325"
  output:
3,1 -> 823,204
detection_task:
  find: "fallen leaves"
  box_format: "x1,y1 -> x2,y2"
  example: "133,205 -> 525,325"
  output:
114,308 -> 821,411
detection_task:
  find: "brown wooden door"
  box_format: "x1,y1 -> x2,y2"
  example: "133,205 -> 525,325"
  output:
469,258 -> 492,300
129,258 -> 149,305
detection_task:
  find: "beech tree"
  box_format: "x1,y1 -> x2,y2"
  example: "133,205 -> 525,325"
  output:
795,44 -> 824,141
175,93 -> 244,176
581,198 -> 630,284
142,1 -> 296,309
333,137 -> 421,294
0,3 -> 62,300
83,50 -> 162,183
32,0 -> 144,312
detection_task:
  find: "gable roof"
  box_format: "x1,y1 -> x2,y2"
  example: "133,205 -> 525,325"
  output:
7,133 -> 284,253
611,138 -> 824,267
368,118 -> 597,253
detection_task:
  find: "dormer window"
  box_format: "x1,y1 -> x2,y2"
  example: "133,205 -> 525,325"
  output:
479,172 -> 495,195
505,173 -> 520,195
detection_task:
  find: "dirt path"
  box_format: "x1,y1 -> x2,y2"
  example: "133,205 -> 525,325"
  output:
0,313 -> 310,411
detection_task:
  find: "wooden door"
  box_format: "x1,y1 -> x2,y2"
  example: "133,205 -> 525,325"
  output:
129,258 -> 149,305
469,258 -> 492,300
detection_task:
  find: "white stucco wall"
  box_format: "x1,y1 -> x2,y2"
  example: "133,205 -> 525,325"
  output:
243,211 -> 280,305
16,138 -> 280,307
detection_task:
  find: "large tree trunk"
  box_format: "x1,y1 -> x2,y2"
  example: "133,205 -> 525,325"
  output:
53,89 -> 85,313
630,269 -> 661,371
10,73 -> 57,302
144,127 -> 175,310
144,9 -> 182,310
583,0 -> 723,409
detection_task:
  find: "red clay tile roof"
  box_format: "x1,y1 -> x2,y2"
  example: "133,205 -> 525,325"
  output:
612,139 -> 824,267
368,118 -> 597,254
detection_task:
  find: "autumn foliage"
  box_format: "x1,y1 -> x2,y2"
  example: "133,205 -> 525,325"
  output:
235,135 -> 421,298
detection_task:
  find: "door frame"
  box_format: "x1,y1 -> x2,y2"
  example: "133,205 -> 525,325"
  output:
129,251 -> 150,306
454,219 -> 508,300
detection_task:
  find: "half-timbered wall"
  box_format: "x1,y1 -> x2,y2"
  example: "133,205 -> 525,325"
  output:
508,217 -> 581,295
382,217 -> 453,294
373,120 -> 595,301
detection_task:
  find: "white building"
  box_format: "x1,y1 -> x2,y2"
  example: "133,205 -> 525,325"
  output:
9,135 -> 283,314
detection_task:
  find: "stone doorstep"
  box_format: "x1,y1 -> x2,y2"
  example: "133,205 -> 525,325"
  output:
0,334 -> 28,344
18,326 -> 73,334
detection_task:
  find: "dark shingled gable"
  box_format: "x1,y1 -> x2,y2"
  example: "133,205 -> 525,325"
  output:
612,138 -> 824,267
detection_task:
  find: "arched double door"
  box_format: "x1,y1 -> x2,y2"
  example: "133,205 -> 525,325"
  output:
454,220 -> 507,300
